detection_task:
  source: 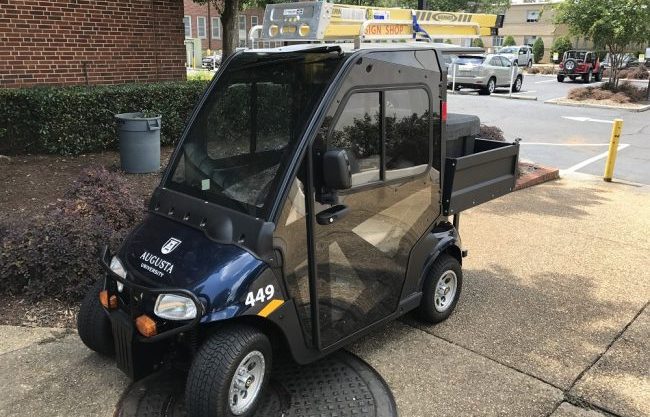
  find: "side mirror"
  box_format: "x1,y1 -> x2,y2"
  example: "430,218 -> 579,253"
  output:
323,149 -> 352,190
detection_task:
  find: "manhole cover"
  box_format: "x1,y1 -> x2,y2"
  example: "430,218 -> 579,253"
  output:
116,350 -> 397,417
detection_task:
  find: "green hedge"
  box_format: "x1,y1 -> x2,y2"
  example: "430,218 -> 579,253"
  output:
0,80 -> 210,155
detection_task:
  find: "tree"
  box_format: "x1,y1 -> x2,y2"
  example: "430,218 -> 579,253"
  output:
532,37 -> 544,63
427,0 -> 510,14
503,36 -> 516,47
555,0 -> 650,87
192,0 -> 241,58
550,36 -> 572,62
472,38 -> 485,48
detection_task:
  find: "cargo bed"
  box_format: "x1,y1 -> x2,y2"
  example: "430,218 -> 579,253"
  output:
442,118 -> 519,215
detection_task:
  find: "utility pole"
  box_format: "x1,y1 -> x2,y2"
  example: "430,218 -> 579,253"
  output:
207,3 -> 212,52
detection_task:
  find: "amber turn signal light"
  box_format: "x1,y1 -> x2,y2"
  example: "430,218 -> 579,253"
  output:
99,290 -> 118,309
135,315 -> 158,337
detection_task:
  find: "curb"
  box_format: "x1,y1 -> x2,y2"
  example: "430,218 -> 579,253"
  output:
544,98 -> 650,112
515,163 -> 560,191
492,93 -> 538,101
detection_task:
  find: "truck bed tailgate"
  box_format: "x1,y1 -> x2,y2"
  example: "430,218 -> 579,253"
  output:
442,139 -> 519,215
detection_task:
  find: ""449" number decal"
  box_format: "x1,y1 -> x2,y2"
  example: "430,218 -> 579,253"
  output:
245,285 -> 275,307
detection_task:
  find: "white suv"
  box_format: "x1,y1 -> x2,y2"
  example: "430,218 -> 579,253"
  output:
498,45 -> 533,67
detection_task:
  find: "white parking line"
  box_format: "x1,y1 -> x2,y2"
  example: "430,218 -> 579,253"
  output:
562,116 -> 614,124
564,144 -> 630,172
535,79 -> 556,84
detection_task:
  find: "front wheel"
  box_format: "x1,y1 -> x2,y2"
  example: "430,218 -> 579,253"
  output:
77,280 -> 115,357
417,254 -> 463,323
583,69 -> 592,83
186,325 -> 272,417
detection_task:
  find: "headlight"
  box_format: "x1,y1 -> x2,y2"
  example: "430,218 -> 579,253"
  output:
110,256 -> 126,292
154,294 -> 198,321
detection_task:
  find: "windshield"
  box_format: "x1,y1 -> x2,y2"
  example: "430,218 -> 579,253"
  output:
499,47 -> 517,54
165,51 -> 344,218
456,56 -> 485,65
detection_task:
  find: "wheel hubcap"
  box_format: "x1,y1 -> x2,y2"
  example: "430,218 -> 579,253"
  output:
489,81 -> 495,92
434,270 -> 458,312
229,350 -> 265,415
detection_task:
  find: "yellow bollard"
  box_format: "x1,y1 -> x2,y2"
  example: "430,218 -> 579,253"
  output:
603,119 -> 624,182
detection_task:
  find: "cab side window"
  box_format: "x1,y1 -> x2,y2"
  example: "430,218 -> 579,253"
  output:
329,92 -> 381,186
385,89 -> 430,179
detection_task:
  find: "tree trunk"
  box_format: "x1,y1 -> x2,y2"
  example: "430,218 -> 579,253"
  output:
220,0 -> 239,59
646,76 -> 650,102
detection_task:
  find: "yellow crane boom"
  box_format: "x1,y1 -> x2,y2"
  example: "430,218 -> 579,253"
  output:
260,2 -> 504,43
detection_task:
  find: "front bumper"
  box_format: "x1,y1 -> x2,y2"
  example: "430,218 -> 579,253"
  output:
100,246 -> 205,378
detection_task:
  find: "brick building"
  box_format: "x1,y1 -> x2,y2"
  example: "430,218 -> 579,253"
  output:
182,1 -> 277,51
1,0 -> 186,88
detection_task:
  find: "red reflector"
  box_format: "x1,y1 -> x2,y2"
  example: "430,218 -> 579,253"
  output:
441,101 -> 448,121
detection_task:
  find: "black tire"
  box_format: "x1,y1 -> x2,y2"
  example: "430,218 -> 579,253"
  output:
583,69 -> 592,83
569,75 -> 577,81
594,69 -> 603,82
478,77 -> 496,95
417,254 -> 463,323
186,325 -> 272,417
557,74 -> 565,82
77,280 -> 114,357
511,75 -> 523,92
527,60 -> 533,68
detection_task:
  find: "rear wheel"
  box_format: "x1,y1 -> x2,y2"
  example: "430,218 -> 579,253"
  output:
417,254 -> 463,323
511,75 -> 523,92
557,74 -> 565,82
594,69 -> 603,82
77,280 -> 114,357
479,78 -> 496,95
186,325 -> 272,417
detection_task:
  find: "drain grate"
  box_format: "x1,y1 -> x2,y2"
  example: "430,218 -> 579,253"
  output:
116,351 -> 397,417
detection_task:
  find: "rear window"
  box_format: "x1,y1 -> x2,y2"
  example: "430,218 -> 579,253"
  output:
456,56 -> 485,65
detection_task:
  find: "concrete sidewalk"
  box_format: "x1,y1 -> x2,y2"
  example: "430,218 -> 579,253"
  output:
1,175 -> 648,417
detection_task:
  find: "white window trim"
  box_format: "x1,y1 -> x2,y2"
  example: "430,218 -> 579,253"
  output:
197,16 -> 207,39
526,10 -> 540,23
211,17 -> 221,40
184,15 -> 192,38
251,15 -> 259,27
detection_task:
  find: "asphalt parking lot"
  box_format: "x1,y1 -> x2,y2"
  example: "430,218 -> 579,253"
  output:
449,74 -> 650,185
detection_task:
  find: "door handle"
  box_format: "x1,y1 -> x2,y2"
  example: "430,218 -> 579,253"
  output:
316,205 -> 349,225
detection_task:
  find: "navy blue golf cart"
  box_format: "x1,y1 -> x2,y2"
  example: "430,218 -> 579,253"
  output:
78,31 -> 518,417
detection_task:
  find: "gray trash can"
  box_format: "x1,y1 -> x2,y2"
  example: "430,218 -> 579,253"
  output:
115,112 -> 161,174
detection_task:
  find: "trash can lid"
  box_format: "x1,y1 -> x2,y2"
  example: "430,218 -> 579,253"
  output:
115,112 -> 161,121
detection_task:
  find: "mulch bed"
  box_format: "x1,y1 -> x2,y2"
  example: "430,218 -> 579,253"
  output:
516,162 -> 560,190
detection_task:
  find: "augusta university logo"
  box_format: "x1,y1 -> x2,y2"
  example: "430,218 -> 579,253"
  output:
161,238 -> 182,254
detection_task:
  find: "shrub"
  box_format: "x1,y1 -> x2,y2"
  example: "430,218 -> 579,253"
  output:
480,124 -> 505,141
533,38 -> 545,64
472,38 -> 485,48
0,168 -> 143,302
0,81 -> 210,155
551,36 -> 572,62
626,66 -> 649,80
567,87 -> 595,100
503,36 -> 516,47
527,67 -> 541,74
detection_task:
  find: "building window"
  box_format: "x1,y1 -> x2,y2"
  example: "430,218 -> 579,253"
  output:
183,16 -> 191,38
524,35 -> 537,46
526,10 -> 540,23
493,36 -> 504,47
251,15 -> 258,27
211,17 -> 221,39
238,15 -> 247,47
197,16 -> 206,39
